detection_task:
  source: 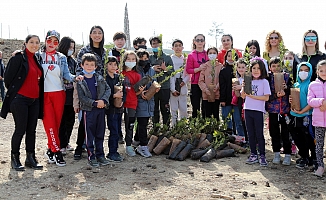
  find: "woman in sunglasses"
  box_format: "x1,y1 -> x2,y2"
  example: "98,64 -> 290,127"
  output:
217,34 -> 242,64
292,30 -> 326,82
263,30 -> 285,63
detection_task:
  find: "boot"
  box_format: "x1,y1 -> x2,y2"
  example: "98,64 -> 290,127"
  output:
11,153 -> 25,171
25,152 -> 43,170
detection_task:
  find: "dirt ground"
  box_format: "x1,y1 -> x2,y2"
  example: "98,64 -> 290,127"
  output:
1,112 -> 326,200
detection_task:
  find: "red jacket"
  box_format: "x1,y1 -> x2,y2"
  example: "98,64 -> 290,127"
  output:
122,70 -> 141,110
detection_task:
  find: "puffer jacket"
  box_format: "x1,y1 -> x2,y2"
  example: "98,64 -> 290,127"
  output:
198,60 -> 222,100
307,78 -> 326,127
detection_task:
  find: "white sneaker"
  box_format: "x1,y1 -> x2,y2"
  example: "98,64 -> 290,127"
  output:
282,154 -> 291,166
126,146 -> 136,157
66,144 -> 74,151
272,152 -> 281,164
136,146 -> 152,158
60,148 -> 67,155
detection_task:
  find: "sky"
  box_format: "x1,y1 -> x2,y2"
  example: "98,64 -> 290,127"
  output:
1,0 -> 326,53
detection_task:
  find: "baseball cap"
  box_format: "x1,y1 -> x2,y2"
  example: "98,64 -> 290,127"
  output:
46,30 -> 60,41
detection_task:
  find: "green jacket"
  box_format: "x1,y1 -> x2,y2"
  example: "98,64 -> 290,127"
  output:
149,52 -> 174,89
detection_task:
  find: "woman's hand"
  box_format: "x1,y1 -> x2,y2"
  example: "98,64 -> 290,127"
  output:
75,75 -> 84,81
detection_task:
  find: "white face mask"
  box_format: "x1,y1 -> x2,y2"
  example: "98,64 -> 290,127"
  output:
298,71 -> 309,80
67,50 -> 74,57
125,61 -> 136,69
208,54 -> 217,61
115,44 -> 126,50
284,60 -> 293,67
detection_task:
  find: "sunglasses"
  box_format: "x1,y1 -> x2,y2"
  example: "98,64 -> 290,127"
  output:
269,36 -> 279,40
46,39 -> 59,45
222,39 -> 231,42
304,36 -> 317,42
195,39 -> 205,43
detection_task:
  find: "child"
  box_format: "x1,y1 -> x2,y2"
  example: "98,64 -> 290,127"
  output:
133,37 -> 147,50
219,49 -> 244,137
170,39 -> 190,126
198,47 -> 222,119
121,51 -> 144,156
135,49 -> 159,157
109,32 -> 127,62
266,57 -> 292,165
283,51 -> 295,69
105,56 -> 125,162
241,58 -> 271,166
308,60 -> 326,177
77,53 -> 111,167
289,62 -> 315,169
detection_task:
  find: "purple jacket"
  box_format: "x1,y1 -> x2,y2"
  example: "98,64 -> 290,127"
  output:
307,78 -> 326,127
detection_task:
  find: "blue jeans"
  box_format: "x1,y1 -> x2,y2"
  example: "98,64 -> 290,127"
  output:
221,105 -> 244,136
245,110 -> 265,156
106,113 -> 121,156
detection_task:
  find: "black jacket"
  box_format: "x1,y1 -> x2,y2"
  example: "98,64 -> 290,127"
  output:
219,64 -> 235,106
105,74 -> 125,114
0,50 -> 44,119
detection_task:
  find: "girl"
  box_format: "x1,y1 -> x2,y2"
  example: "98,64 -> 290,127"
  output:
135,49 -> 159,158
245,40 -> 268,72
217,34 -> 242,64
105,56 -> 124,162
122,51 -> 144,157
198,47 -> 222,119
219,50 -> 244,137
186,34 -> 208,118
58,36 -> 77,155
289,62 -> 315,169
307,60 -> 326,176
241,58 -> 270,166
283,51 -> 295,69
263,30 -> 285,62
0,35 -> 44,171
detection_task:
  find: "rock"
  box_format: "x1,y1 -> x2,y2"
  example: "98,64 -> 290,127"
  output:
265,181 -> 270,187
0,160 -> 6,164
146,164 -> 152,167
242,191 -> 248,197
250,194 -> 255,197
299,192 -> 304,195
250,181 -> 257,185
213,188 -> 218,191
159,170 -> 165,173
132,167 -> 137,172
58,174 -> 63,178
216,173 -> 223,177
294,194 -> 300,199
189,171 -> 194,175
151,165 -> 157,169
271,165 -> 277,169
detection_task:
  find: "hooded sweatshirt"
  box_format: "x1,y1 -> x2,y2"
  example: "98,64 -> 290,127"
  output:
290,62 -> 313,117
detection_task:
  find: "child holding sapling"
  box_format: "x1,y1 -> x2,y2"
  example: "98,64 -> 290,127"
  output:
241,58 -> 271,166
170,39 -> 190,126
307,60 -> 326,177
265,57 -> 292,165
219,49 -> 244,137
198,47 -> 222,119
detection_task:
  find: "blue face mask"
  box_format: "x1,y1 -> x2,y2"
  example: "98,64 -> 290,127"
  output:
152,47 -> 159,53
82,69 -> 96,75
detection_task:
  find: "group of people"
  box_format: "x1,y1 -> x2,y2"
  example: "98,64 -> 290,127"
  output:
1,26 -> 326,178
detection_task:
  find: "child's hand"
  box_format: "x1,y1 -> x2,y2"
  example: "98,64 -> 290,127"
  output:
114,90 -> 123,99
76,75 -> 84,81
282,82 -> 287,89
206,89 -> 211,96
153,65 -> 161,72
220,102 -> 226,107
155,87 -> 160,93
172,91 -> 180,96
180,81 -> 185,87
289,96 -> 292,104
141,90 -> 148,100
291,108 -> 302,114
96,100 -> 105,108
232,85 -> 242,91
199,64 -> 207,71
319,100 -> 326,111
160,61 -> 167,71
277,90 -> 285,97
138,85 -> 145,92
74,107 -> 80,113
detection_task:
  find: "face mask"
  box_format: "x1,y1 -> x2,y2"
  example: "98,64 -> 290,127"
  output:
67,50 -> 74,57
298,71 -> 309,80
208,54 -> 217,61
125,62 -> 136,69
284,60 -> 293,67
82,69 -> 95,75
152,47 -> 159,53
139,60 -> 150,67
115,44 -> 126,50
137,45 -> 147,49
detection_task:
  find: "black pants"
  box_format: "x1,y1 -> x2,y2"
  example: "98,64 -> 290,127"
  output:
10,94 -> 39,154
153,89 -> 170,124
59,105 -> 75,148
124,108 -> 136,146
269,113 -> 291,154
76,114 -> 85,150
190,84 -> 202,118
136,117 -> 149,146
245,110 -> 265,156
202,100 -> 220,120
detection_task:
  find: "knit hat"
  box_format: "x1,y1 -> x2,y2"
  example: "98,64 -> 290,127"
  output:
46,30 -> 60,41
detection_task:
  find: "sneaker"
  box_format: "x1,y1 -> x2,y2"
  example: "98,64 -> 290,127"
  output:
118,137 -> 125,144
97,157 -> 110,166
88,159 -> 99,167
74,148 -> 82,160
291,143 -> 297,155
60,148 -> 67,155
108,153 -> 124,162
132,140 -> 140,147
136,146 -> 152,158
54,151 -> 66,167
260,155 -> 268,166
314,167 -> 324,177
126,146 -> 136,157
296,157 -> 303,164
66,144 -> 74,151
246,154 -> 258,164
282,154 -> 291,166
45,149 -> 55,164
272,152 -> 281,164
296,158 -> 308,169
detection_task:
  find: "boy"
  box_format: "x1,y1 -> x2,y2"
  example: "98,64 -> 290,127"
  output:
149,36 -> 174,125
77,53 -> 111,167
170,39 -> 189,126
133,37 -> 147,50
109,32 -> 127,62
266,57 -> 292,165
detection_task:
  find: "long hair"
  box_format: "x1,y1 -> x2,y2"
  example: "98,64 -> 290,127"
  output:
245,40 -> 261,57
192,34 -> 205,50
89,25 -> 105,54
302,29 -> 320,55
121,50 -> 139,71
264,30 -> 283,53
58,36 -> 75,57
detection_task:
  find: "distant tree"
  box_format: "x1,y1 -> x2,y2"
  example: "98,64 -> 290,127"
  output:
208,22 -> 224,48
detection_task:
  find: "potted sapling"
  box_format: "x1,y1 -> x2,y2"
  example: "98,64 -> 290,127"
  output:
147,123 -> 160,152
153,124 -> 171,155
200,130 -> 227,162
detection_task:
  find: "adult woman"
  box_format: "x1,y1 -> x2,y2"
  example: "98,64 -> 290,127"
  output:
0,35 -> 44,171
293,30 -> 326,82
217,34 -> 242,64
58,37 -> 77,154
263,30 -> 284,62
186,34 -> 208,118
42,30 -> 76,167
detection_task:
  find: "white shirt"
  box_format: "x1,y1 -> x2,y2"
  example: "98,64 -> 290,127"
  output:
41,53 -> 63,92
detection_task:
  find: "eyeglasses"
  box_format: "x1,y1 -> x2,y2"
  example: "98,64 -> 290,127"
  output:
269,37 -> 279,40
222,39 -> 231,42
195,39 -> 205,43
46,39 -> 59,45
304,36 -> 317,42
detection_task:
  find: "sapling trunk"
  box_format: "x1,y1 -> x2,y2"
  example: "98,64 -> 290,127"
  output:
191,148 -> 210,160
215,149 -> 236,159
169,138 -> 182,156
207,84 -> 216,102
155,135 -> 165,148
196,139 -> 211,149
134,75 -> 152,92
113,85 -> 123,108
147,135 -> 158,152
176,143 -> 194,161
227,142 -> 247,154
200,147 -> 217,162
153,137 -> 171,155
145,81 -> 161,100
244,72 -> 252,95
168,140 -> 187,160
290,88 -> 300,110
274,73 -> 284,93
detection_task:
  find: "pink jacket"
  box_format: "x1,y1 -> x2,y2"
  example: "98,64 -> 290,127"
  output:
186,50 -> 208,84
198,61 -> 222,100
307,78 -> 326,127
